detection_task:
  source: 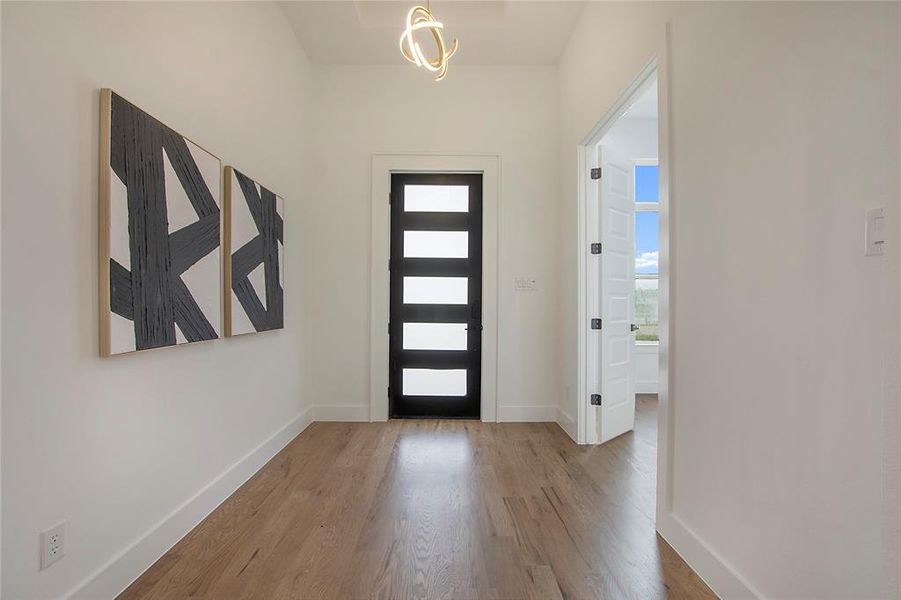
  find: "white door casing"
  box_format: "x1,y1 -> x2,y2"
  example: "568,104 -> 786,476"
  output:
369,154 -> 499,423
597,145 -> 636,443
578,62 -> 657,447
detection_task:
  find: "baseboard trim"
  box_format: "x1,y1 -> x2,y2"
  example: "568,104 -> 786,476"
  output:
67,407 -> 314,600
556,407 -> 578,442
657,510 -> 762,599
313,404 -> 562,423
312,404 -> 369,422
496,405 -> 557,422
60,404 -> 760,600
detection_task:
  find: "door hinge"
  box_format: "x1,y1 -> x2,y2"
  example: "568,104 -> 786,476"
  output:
590,242 -> 602,255
590,167 -> 602,180
590,394 -> 602,406
591,318 -> 602,330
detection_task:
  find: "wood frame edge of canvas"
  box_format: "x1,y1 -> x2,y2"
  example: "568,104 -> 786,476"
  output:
98,88 -> 224,357
223,166 -> 233,338
99,88 -> 112,358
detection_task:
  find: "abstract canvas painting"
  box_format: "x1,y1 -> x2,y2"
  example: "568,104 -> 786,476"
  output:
99,89 -> 222,356
224,167 -> 284,336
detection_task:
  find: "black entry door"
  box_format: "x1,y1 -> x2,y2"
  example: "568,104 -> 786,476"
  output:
389,173 -> 483,419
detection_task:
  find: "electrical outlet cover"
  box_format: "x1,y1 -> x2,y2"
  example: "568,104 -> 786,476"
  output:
514,277 -> 537,291
41,521 -> 66,570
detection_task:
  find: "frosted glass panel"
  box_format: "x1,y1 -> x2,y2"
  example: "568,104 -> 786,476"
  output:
404,231 -> 468,258
405,185 -> 468,212
403,368 -> 467,396
403,322 -> 468,350
403,277 -> 468,304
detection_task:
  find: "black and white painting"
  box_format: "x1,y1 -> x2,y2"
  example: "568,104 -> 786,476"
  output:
100,89 -> 221,356
225,167 -> 284,336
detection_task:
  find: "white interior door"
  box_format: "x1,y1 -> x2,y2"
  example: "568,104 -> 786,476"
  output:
597,145 -> 636,443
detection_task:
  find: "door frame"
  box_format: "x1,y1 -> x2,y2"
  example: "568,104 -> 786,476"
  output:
370,154 -> 499,422
576,49 -> 674,520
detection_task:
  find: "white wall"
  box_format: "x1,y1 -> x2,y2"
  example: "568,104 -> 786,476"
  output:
1,2 -> 313,598
1,4 -> 4,593
308,65 -> 561,422
602,117 -> 658,161
889,7 -> 901,595
559,2 -> 899,598
893,8 -> 901,595
633,344 -> 658,395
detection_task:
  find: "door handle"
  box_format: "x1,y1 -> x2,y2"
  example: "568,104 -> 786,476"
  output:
631,324 -> 639,332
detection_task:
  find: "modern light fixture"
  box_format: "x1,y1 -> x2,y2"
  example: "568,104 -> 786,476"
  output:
399,3 -> 458,82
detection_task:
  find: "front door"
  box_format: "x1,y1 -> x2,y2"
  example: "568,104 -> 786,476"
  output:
389,173 -> 483,418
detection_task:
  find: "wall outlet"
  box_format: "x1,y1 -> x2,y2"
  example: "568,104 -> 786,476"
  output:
514,277 -> 537,291
40,521 -> 66,570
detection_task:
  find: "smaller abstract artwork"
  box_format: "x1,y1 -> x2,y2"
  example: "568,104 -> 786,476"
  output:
224,167 -> 285,336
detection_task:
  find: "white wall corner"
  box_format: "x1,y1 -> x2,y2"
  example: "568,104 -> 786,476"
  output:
312,404 -> 370,422
65,407 -> 313,600
556,407 -> 578,442
656,510 -> 763,600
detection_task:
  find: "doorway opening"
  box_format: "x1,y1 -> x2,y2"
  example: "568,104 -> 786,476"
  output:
388,173 -> 484,418
577,61 -> 666,449
369,155 -> 499,423
596,80 -> 660,441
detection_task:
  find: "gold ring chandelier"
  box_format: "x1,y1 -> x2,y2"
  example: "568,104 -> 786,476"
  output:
399,4 -> 458,82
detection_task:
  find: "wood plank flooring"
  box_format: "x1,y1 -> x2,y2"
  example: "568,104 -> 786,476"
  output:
120,396 -> 716,599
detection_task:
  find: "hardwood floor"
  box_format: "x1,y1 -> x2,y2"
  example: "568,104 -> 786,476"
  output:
120,396 -> 715,599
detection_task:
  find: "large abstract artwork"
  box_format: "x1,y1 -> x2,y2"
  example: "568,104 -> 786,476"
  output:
99,89 -> 222,356
224,167 -> 285,336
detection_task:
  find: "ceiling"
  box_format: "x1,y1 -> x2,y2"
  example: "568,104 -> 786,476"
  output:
279,1 -> 586,66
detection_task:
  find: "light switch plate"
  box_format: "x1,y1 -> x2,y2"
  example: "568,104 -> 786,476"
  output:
41,521 -> 66,570
514,277 -> 537,291
866,207 -> 885,256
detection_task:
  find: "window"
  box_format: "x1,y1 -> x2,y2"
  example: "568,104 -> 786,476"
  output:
634,163 -> 659,342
